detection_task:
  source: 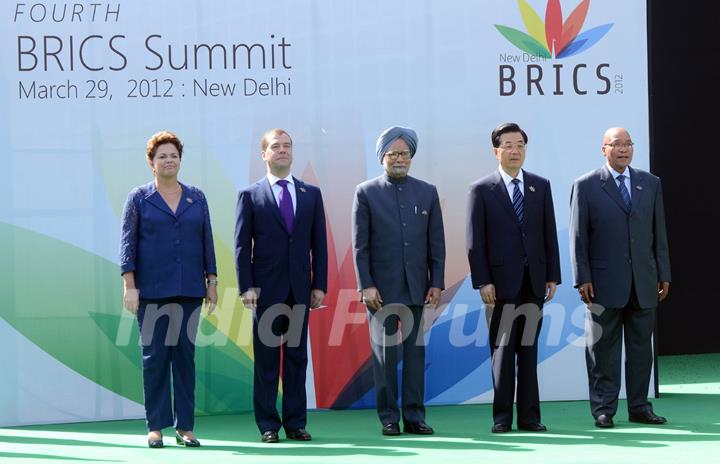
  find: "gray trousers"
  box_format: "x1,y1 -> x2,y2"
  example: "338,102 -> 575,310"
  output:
367,304 -> 426,425
586,287 -> 656,418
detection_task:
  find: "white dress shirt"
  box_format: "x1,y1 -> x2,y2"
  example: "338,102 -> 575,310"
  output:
499,167 -> 524,201
267,172 -> 297,214
606,163 -> 632,199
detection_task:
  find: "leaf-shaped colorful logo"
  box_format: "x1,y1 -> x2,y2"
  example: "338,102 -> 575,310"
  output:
496,0 -> 613,59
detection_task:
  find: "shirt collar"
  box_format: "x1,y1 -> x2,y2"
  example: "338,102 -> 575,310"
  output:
499,167 -> 524,186
606,163 -> 629,180
384,173 -> 409,184
145,181 -> 186,198
267,172 -> 294,186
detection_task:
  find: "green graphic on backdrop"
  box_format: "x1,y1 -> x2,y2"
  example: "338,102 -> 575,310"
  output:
0,222 -> 255,414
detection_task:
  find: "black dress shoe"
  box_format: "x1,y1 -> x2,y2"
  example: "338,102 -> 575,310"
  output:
404,421 -> 434,435
492,423 -> 511,433
629,411 -> 667,425
595,414 -> 614,428
286,428 -> 312,441
261,430 -> 279,443
382,423 -> 401,436
518,422 -> 547,432
175,431 -> 200,447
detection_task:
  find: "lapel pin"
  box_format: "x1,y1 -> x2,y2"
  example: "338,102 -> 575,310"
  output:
636,185 -> 643,190
529,186 -> 535,192
299,187 -> 306,193
186,197 -> 193,203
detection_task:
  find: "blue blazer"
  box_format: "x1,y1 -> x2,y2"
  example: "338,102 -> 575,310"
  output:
119,182 -> 217,299
234,176 -> 328,308
570,165 -> 671,309
466,170 -> 561,300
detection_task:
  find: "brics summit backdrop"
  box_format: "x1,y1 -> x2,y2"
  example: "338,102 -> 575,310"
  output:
0,0 -> 649,426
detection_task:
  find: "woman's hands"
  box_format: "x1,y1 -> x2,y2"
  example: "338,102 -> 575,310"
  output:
122,272 -> 139,313
205,274 -> 218,314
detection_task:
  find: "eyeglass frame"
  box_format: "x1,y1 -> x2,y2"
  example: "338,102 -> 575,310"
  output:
603,142 -> 635,149
384,150 -> 412,161
497,142 -> 527,151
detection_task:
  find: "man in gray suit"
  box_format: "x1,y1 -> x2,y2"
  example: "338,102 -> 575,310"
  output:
570,127 -> 671,428
352,126 -> 445,436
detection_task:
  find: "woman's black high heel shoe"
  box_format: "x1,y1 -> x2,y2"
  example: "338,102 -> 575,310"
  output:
147,432 -> 163,448
175,430 -> 201,447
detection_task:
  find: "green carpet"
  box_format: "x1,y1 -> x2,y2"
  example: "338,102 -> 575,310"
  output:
2,354 -> 719,464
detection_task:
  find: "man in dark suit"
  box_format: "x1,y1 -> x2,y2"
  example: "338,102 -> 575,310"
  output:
466,122 -> 561,433
570,127 -> 671,428
352,126 -> 445,436
235,128 -> 328,443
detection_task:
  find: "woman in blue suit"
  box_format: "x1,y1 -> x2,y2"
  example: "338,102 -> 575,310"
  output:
119,131 -> 217,448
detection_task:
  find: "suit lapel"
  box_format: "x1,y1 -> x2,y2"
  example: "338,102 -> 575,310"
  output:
174,183 -> 195,218
523,171 -> 540,209
261,177 -> 290,234
144,183 -> 176,217
292,177 -> 308,235
600,166 -> 631,213
628,166 -> 645,215
490,171 -> 521,227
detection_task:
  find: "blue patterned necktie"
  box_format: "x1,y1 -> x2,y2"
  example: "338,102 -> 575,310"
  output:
511,178 -> 524,223
276,179 -> 295,233
616,174 -> 632,211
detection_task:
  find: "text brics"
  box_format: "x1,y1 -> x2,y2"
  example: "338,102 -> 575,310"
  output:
16,34 -> 293,72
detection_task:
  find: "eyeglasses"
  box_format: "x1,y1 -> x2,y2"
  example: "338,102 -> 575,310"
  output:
384,150 -> 412,160
604,142 -> 634,149
498,143 -> 526,150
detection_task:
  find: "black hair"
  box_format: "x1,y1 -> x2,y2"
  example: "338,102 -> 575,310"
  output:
491,122 -> 528,148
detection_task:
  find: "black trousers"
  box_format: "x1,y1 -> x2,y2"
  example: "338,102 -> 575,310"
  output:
585,286 -> 656,418
367,304 -> 426,425
488,270 -> 544,426
252,294 -> 309,433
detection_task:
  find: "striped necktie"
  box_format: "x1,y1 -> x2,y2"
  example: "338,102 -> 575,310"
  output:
511,178 -> 524,223
616,174 -> 632,210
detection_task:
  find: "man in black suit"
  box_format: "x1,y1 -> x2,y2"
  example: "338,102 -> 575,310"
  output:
466,123 -> 561,433
570,127 -> 671,428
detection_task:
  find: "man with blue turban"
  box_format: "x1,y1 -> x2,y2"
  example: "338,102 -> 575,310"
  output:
352,126 -> 446,436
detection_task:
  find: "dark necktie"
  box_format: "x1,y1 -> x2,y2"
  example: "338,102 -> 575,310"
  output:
616,174 -> 632,210
511,178 -> 524,223
276,179 -> 294,233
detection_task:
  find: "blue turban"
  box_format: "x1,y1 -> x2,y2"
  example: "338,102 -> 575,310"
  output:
375,126 -> 418,163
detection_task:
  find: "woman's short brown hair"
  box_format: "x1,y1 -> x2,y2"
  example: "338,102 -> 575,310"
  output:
146,131 -> 183,161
